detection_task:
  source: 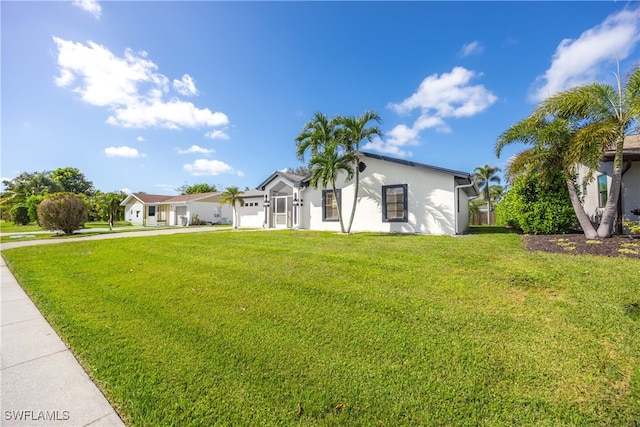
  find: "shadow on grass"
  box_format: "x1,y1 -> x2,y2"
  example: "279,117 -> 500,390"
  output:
468,226 -> 519,235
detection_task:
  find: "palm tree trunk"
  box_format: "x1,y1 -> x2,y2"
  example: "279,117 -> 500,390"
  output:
565,176 -> 598,239
486,200 -> 491,225
232,204 -> 238,229
597,135 -> 624,238
345,158 -> 359,234
332,180 -> 346,234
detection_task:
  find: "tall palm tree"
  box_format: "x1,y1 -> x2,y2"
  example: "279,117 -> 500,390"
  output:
496,116 -> 600,239
295,112 -> 339,163
534,65 -> 640,237
220,186 -> 244,229
338,110 -> 382,234
473,165 -> 501,225
307,141 -> 355,234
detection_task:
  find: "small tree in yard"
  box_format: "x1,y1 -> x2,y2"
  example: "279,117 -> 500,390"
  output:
37,193 -> 88,235
10,204 -> 30,225
220,186 -> 244,229
93,191 -> 126,230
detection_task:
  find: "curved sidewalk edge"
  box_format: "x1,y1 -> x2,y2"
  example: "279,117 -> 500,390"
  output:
1,257 -> 126,426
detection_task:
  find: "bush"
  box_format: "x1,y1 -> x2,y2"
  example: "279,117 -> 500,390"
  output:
10,204 -> 30,225
37,193 -> 88,235
26,194 -> 46,224
495,172 -> 577,234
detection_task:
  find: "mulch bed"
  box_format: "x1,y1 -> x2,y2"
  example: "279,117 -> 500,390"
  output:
523,233 -> 640,259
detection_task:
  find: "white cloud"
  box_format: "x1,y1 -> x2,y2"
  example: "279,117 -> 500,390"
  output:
369,67 -> 496,157
177,145 -> 214,155
183,159 -> 235,176
459,41 -> 484,58
104,146 -> 141,158
72,0 -> 101,19
530,7 -> 640,102
205,129 -> 230,140
53,37 -> 229,134
173,74 -> 198,96
121,188 -> 132,194
106,99 -> 228,129
390,67 -> 497,117
136,136 -> 145,142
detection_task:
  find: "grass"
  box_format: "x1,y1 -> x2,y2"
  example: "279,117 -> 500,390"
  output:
2,230 -> 640,426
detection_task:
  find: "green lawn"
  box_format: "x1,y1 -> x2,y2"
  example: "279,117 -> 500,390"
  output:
2,230 -> 639,426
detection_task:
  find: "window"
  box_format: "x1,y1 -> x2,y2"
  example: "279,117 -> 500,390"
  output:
598,175 -> 608,208
382,184 -> 408,222
322,189 -> 341,221
148,206 -> 156,217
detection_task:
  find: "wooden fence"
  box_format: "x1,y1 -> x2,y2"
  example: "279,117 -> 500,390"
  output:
471,211 -> 496,226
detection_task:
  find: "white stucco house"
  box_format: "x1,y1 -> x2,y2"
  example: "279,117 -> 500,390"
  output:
239,152 -> 478,235
577,135 -> 640,234
120,192 -> 233,226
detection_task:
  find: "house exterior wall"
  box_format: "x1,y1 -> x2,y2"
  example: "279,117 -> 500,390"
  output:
456,189 -> 471,234
190,201 -> 221,224
238,198 -> 264,228
124,201 -> 145,225
300,157 -> 459,234
621,162 -> 640,229
577,161 -> 640,233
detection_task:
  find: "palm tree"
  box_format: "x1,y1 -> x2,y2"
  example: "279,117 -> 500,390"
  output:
220,186 -> 244,229
496,116 -> 600,239
338,110 -> 382,234
534,65 -> 640,237
307,140 -> 355,233
295,112 -> 339,163
473,165 -> 501,225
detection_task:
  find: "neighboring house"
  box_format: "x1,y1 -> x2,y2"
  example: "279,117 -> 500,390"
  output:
120,192 -> 233,226
577,135 -> 640,234
241,152 -> 478,235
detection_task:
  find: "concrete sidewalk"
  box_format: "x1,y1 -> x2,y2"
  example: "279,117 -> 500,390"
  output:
1,257 -> 125,426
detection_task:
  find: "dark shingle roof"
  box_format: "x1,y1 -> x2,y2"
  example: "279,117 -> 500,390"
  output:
604,135 -> 640,161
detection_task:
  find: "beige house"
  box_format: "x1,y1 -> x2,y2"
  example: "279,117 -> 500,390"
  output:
120,192 -> 233,226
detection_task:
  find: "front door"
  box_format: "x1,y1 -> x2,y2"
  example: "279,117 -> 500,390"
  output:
273,196 -> 288,228
147,205 -> 157,226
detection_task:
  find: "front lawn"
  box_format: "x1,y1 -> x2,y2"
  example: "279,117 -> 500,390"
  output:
2,231 -> 639,426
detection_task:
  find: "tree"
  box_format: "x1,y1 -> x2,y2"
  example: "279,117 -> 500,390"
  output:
220,186 -> 244,229
307,140 -> 356,234
473,165 -> 501,225
50,167 -> 95,196
338,110 -> 382,234
37,193 -> 88,235
10,204 -> 30,225
93,191 -> 126,230
177,183 -> 218,195
489,184 -> 505,207
534,64 -> 640,237
296,112 -> 339,162
296,112 -> 353,233
496,116 -> 600,239
2,171 -> 62,203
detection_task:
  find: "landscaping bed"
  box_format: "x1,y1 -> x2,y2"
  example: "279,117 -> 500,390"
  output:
524,233 -> 640,258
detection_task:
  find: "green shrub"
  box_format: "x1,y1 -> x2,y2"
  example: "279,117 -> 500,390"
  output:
37,193 -> 88,235
495,172 -> 577,234
26,194 -> 46,224
10,204 -> 30,225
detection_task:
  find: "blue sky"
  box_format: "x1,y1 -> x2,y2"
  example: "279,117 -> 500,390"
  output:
2,1 -> 639,195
